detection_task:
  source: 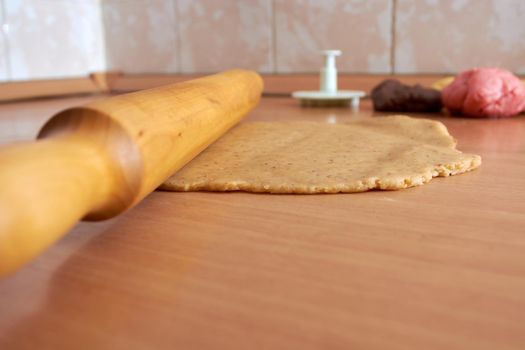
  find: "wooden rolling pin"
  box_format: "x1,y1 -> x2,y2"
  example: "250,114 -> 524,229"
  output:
0,69 -> 263,276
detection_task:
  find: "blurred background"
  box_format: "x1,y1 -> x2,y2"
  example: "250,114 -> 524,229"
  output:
0,0 -> 524,82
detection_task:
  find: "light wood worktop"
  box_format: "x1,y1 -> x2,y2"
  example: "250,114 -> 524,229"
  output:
1,76 -> 524,350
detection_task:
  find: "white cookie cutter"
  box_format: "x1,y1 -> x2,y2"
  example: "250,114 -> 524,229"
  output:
292,50 -> 365,108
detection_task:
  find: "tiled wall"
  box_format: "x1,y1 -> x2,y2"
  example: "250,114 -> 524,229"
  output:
0,0 -> 524,82
1,0 -> 105,81
0,2 -> 8,80
394,0 -> 525,74
103,0 -> 179,73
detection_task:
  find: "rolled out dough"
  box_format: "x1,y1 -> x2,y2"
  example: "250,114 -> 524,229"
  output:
160,116 -> 481,193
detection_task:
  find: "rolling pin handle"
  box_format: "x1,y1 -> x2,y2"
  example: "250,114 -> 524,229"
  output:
0,136 -> 119,276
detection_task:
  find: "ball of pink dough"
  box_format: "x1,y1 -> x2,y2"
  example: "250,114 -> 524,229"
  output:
442,68 -> 525,118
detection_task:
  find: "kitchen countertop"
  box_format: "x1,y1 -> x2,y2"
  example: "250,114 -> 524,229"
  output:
1,77 -> 524,350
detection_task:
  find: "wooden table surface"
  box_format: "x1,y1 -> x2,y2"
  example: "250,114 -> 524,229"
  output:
1,76 -> 525,350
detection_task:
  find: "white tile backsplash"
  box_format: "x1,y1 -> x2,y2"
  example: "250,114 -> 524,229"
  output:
0,0 -> 9,81
6,0 -> 105,81
1,0 -> 525,80
395,0 -> 525,74
177,0 -> 273,73
102,0 -> 178,74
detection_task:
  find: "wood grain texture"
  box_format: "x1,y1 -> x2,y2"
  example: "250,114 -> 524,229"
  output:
0,77 -> 102,102
0,77 -> 524,350
0,70 -> 263,276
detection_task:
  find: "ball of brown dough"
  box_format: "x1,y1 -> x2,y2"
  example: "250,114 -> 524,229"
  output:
371,79 -> 442,113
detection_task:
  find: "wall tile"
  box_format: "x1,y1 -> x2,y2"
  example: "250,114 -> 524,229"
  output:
6,0 -> 105,81
395,0 -> 525,74
0,0 -> 9,81
4,0 -> 523,80
274,0 -> 392,73
102,0 -> 178,74
178,0 -> 273,73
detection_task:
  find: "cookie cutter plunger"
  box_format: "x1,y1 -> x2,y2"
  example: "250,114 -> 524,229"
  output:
292,50 -> 365,108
